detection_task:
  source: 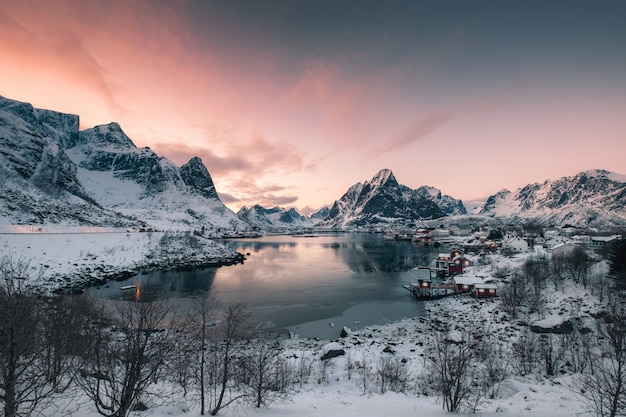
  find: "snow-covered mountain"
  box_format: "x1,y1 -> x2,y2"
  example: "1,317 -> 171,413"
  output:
4,96 -> 624,232
318,169 -> 466,229
236,205 -> 316,232
0,96 -> 137,227
310,206 -> 330,221
66,122 -> 247,232
479,169 -> 626,227
0,95 -> 246,232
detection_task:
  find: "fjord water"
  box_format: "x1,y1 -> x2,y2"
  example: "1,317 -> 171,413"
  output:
88,233 -> 437,339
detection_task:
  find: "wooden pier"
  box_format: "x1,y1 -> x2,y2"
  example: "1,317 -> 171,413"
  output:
403,281 -> 458,300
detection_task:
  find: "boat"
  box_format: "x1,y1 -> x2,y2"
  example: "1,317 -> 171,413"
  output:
120,284 -> 136,290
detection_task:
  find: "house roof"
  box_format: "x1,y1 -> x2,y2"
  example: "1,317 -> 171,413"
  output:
473,283 -> 498,290
551,242 -> 580,252
591,235 -> 621,242
452,276 -> 484,285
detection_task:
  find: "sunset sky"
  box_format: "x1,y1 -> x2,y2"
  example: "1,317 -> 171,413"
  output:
2,0 -> 625,214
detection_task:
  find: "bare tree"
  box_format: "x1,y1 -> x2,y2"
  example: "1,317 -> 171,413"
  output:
357,354 -> 372,395
210,302 -> 253,416
296,352 -> 313,388
376,355 -> 409,394
537,335 -> 564,377
345,352 -> 354,381
578,297 -> 626,417
41,294 -> 96,393
471,325 -> 508,400
242,326 -> 292,408
511,329 -> 539,376
589,263 -> 611,303
551,252 -> 566,291
561,246 -> 592,288
167,337 -> 194,398
523,257 -> 549,318
78,299 -> 180,417
562,329 -> 594,374
316,353 -> 334,385
500,272 -> 527,319
185,292 -> 220,415
0,256 -> 60,417
608,239 -> 626,292
426,331 -> 476,412
524,256 -> 549,293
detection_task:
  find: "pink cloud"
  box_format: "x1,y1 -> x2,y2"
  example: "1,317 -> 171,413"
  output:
149,127 -> 306,210
283,60 -> 400,147
220,176 -> 300,209
366,108 -> 457,157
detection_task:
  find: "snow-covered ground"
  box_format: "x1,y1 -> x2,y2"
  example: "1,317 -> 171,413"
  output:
0,230 -> 242,292
44,294 -> 590,417
1,232 -> 603,416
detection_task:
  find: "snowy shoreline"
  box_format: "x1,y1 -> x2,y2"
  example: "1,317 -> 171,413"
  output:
0,231 -> 245,294
2,230 -> 611,417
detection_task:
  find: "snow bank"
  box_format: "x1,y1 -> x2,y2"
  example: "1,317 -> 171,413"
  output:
0,231 -> 243,293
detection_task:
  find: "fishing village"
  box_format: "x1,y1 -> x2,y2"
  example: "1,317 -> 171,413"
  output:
403,247 -> 497,300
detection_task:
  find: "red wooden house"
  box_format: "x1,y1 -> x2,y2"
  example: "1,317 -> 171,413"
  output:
451,276 -> 484,292
472,283 -> 497,298
450,249 -> 463,259
452,255 -> 473,268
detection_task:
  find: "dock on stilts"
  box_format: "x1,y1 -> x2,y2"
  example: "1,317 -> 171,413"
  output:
403,280 -> 457,301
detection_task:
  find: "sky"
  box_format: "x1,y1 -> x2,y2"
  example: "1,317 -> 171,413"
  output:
1,0 -> 625,215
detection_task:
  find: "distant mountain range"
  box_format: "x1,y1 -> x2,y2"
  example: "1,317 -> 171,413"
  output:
236,205 -> 316,232
1,95 -> 624,232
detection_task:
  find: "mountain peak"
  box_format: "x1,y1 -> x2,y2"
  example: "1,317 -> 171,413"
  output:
79,122 -> 136,148
180,157 -> 218,200
236,204 -> 315,232
321,170 -> 465,229
370,169 -> 397,187
580,169 -> 626,183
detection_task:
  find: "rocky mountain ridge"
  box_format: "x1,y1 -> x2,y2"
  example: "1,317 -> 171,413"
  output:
0,96 -> 135,227
236,205 -> 316,232
319,169 -> 467,229
479,169 -> 626,227
0,95 -> 245,232
2,95 -> 624,232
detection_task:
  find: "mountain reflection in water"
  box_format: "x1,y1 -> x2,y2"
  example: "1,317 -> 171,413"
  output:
88,233 -> 438,339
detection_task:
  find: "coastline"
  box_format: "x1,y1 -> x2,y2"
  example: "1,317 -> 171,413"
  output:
0,231 -> 245,294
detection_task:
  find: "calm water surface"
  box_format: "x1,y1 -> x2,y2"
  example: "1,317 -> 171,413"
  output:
87,233 -> 437,339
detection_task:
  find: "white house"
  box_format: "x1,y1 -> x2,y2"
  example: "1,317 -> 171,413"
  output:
503,236 -> 528,252
551,242 -> 583,257
544,236 -> 574,250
